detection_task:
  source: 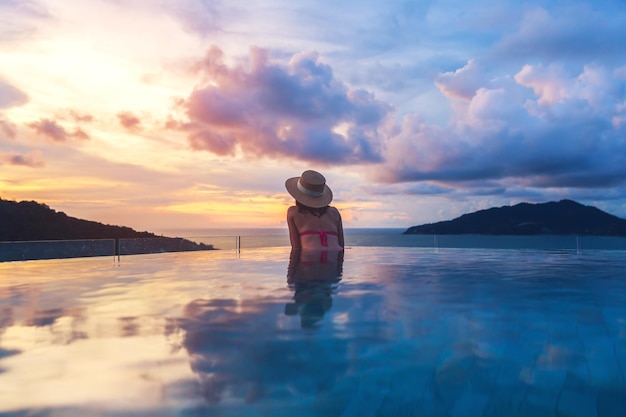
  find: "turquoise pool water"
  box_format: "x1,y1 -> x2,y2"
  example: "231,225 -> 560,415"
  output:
1,246 -> 625,416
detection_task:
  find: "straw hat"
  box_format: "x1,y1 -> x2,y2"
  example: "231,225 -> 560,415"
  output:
285,170 -> 333,208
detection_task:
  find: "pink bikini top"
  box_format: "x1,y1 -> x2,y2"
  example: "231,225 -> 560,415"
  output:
299,230 -> 338,246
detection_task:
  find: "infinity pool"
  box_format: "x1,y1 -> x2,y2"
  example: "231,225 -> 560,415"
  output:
1,246 -> 625,416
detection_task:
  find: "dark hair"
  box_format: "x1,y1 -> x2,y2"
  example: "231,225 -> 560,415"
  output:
296,201 -> 328,217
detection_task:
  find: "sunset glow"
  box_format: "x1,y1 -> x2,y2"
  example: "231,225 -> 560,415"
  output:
2,0 -> 626,232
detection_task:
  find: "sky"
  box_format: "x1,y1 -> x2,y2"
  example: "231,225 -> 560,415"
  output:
1,0 -> 626,233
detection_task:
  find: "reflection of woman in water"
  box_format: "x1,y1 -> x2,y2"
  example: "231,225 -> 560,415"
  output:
178,250 -> 346,406
284,249 -> 343,328
285,170 -> 344,251
179,252 -> 345,405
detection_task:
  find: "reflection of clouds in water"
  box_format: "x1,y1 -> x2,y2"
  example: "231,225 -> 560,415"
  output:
0,282 -> 90,344
0,307 -> 14,330
180,299 -> 260,403
118,316 -> 140,337
285,250 -> 343,329
179,297 -> 351,405
0,306 -> 19,374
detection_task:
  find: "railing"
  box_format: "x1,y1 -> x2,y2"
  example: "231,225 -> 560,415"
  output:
0,239 -> 116,262
0,234 -> 291,262
2,233 -> 626,262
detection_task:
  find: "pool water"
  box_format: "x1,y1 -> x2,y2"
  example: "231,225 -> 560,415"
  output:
1,246 -> 625,416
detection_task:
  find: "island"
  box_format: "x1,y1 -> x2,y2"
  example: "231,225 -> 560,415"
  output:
0,198 -> 214,261
404,200 -> 626,236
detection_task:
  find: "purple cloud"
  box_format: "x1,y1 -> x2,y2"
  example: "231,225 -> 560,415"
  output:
179,46 -> 390,164
28,118 -> 90,142
435,60 -> 485,101
0,0 -> 51,41
492,5 -> 626,63
0,151 -> 44,167
166,1 -> 221,36
0,77 -> 28,109
0,119 -> 16,140
373,60 -> 626,192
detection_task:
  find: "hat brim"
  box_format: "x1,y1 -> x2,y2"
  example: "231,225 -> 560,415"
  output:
285,177 -> 333,208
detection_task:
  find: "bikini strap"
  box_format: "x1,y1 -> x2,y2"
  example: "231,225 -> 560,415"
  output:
299,230 -> 338,246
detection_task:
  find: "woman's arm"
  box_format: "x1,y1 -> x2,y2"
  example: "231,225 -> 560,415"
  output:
286,206 -> 301,249
335,208 -> 345,248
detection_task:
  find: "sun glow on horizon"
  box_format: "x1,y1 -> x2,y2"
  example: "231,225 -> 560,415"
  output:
161,194 -> 287,226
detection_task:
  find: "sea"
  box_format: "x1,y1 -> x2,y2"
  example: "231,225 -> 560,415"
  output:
155,227 -> 626,251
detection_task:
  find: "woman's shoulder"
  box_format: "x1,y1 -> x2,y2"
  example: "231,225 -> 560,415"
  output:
327,205 -> 342,218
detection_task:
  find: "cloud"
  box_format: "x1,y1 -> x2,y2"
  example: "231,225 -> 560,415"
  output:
0,0 -> 51,41
174,40 -> 626,198
294,0 -> 436,59
0,119 -> 17,140
27,118 -> 90,142
178,46 -> 390,164
0,77 -> 29,109
0,0 -> 50,18
614,97 -> 626,129
117,111 -> 142,130
515,64 -> 573,107
361,181 -> 455,197
492,5 -> 626,63
373,60 -> 626,192
435,60 -> 485,101
165,0 -> 221,36
361,2 -> 626,200
66,109 -> 94,123
0,78 -> 22,141
0,150 -> 44,167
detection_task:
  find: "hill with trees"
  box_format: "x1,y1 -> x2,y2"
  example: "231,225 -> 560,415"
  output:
404,200 -> 626,236
1,198 -> 159,241
0,198 -> 213,261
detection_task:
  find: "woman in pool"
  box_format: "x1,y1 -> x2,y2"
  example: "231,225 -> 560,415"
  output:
285,170 -> 345,251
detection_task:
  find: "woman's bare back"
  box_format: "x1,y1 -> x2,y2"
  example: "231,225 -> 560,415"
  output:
287,205 -> 344,250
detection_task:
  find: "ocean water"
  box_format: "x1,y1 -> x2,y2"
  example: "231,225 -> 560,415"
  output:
155,227 -> 406,238
2,229 -> 625,263
1,245 -> 626,416
156,227 -> 626,251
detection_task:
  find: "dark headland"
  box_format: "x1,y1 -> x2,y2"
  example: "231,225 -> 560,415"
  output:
404,200 -> 626,236
0,198 -> 213,261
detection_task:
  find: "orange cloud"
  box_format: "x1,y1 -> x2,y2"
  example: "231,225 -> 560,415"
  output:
117,111 -> 141,130
67,109 -> 94,123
